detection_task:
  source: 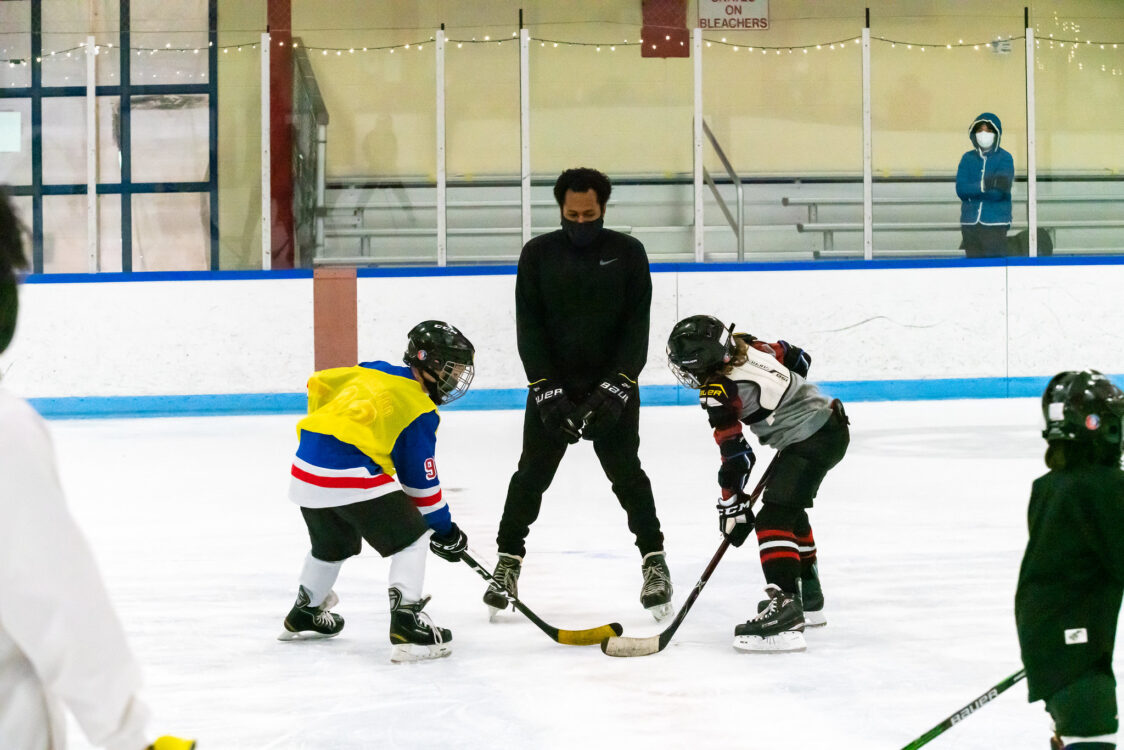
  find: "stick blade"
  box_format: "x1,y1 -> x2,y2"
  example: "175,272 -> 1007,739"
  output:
555,623 -> 623,646
600,634 -> 662,657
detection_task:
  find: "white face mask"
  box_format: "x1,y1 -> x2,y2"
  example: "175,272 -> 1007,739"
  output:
975,131 -> 996,150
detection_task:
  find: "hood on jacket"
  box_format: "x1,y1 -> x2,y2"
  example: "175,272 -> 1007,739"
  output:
969,112 -> 1003,152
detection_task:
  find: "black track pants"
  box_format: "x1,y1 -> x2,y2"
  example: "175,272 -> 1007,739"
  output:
495,392 -> 664,559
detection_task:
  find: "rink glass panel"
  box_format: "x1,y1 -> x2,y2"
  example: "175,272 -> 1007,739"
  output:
0,0 -> 31,89
701,13 -> 864,262
130,0 -> 208,86
298,24 -> 439,265
1031,7 -> 1124,256
0,98 -> 31,186
130,192 -> 210,272
528,21 -> 692,262
215,2 -> 266,271
444,35 -> 521,263
129,94 -> 209,184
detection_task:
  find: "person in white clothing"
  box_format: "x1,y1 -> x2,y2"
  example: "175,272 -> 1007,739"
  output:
0,188 -> 193,750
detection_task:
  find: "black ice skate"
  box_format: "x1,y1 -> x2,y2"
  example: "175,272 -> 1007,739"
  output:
800,563 -> 826,627
640,551 -> 674,622
278,586 -> 344,641
482,552 -> 522,621
756,563 -> 826,627
735,584 -> 806,653
389,586 -> 452,663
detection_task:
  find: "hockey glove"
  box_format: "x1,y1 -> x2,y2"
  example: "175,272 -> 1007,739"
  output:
580,372 -> 635,441
776,340 -> 811,377
429,522 -> 468,563
531,379 -> 582,444
717,492 -> 755,547
149,738 -> 196,750
717,434 -> 756,495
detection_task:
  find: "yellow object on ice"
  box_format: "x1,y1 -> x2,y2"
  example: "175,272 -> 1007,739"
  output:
297,365 -> 437,475
150,737 -> 196,750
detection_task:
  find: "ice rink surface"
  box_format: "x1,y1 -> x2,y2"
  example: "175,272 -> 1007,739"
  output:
54,397 -> 1119,749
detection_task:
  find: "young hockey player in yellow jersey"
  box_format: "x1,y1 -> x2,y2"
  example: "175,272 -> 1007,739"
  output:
280,321 -> 476,663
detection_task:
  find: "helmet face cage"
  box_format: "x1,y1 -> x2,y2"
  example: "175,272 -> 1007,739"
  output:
404,321 -> 476,405
1041,369 -> 1124,448
430,359 -> 474,404
665,315 -> 735,390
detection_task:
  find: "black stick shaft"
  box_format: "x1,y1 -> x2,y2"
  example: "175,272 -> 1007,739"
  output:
461,550 -> 559,639
900,669 -> 1027,749
659,454 -> 778,645
656,537 -> 731,648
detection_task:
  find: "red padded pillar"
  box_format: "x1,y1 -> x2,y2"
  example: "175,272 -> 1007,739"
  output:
641,0 -> 690,58
313,267 -> 357,371
268,0 -> 295,268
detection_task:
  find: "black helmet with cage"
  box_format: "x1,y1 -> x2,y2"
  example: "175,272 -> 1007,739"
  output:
404,320 -> 476,405
1041,369 -> 1124,451
666,315 -> 736,389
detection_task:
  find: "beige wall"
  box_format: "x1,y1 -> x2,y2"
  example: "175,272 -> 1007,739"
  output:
257,0 -> 1124,181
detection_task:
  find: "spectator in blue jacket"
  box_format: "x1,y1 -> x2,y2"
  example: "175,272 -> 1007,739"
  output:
956,112 -> 1015,258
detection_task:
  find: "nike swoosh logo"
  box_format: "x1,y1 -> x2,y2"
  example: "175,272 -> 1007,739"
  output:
600,258 -> 617,266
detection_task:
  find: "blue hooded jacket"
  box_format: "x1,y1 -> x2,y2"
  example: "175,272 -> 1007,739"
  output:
955,112 -> 1015,226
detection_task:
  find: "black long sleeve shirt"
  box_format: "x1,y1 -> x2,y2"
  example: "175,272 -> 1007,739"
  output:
515,228 -> 651,397
1015,465 -> 1124,701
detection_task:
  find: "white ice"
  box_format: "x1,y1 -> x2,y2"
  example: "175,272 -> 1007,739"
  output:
53,398 -> 1116,749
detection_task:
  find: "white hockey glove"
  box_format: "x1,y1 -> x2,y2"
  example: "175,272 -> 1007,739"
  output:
716,492 -> 755,547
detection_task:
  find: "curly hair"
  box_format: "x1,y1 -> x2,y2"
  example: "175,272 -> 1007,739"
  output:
552,167 -> 612,209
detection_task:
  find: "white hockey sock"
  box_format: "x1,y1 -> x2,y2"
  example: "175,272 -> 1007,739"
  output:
1060,732 -> 1116,747
298,553 -> 343,608
388,535 -> 428,603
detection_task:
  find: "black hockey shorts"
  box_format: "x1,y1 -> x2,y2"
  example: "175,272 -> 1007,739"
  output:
300,490 -> 429,560
1046,669 -> 1119,738
761,400 -> 850,509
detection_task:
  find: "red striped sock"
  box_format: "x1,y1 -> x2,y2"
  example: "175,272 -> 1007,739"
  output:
756,527 -> 800,593
797,528 -> 817,577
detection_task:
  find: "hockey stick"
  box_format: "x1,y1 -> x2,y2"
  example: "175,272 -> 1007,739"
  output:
600,454 -> 778,658
461,550 -> 623,646
900,668 -> 1026,749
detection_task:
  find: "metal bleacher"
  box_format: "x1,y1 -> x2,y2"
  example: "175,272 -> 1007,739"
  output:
318,176 -> 1124,265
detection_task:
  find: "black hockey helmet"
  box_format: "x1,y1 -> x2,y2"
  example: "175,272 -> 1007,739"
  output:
1041,370 -> 1124,449
666,315 -> 736,389
404,320 -> 476,405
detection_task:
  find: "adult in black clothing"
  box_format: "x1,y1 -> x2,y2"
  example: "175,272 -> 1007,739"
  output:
1016,370 -> 1124,750
483,167 -> 673,622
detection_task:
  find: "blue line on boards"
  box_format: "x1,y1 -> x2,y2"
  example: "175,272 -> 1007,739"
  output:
28,375 -> 1095,420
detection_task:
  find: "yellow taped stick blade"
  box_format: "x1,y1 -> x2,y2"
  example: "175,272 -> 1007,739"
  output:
600,634 -> 662,657
555,623 -> 623,646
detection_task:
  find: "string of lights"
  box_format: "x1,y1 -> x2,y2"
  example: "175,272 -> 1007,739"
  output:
2,31 -> 1122,68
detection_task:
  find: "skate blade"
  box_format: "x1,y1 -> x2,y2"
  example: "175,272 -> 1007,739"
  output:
804,610 -> 827,628
277,628 -> 340,642
390,642 -> 452,663
646,602 -> 674,623
487,606 -> 504,623
732,630 -> 807,653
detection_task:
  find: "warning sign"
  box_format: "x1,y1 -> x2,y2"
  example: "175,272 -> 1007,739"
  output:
698,0 -> 770,30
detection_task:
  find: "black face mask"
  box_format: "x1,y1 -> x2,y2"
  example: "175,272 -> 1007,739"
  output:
561,217 -> 604,248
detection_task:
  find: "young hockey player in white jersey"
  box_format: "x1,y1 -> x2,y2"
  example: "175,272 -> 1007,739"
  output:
280,321 -> 476,663
0,191 -> 194,749
666,315 -> 849,652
